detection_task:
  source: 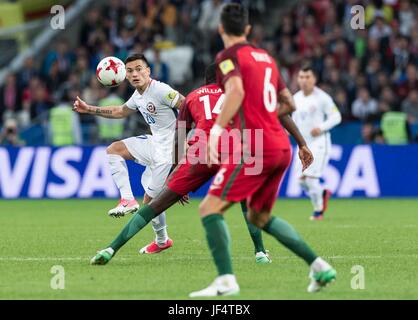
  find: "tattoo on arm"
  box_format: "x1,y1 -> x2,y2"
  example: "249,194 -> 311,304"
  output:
93,108 -> 112,115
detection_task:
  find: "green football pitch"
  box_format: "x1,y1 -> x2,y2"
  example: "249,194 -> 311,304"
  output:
0,198 -> 417,300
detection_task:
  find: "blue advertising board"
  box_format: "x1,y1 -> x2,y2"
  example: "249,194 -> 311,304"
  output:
0,145 -> 417,199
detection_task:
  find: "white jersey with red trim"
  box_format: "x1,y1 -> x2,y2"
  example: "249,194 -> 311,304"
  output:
125,79 -> 180,163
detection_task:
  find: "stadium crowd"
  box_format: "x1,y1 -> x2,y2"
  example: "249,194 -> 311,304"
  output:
0,0 -> 417,146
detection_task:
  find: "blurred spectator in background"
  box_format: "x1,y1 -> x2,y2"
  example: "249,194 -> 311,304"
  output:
198,0 -> 223,56
361,122 -> 377,143
368,14 -> 392,42
42,39 -> 74,79
398,0 -> 415,37
0,73 -> 22,122
334,88 -> 351,121
49,86 -> 82,146
396,63 -> 418,99
0,118 -> 25,146
365,0 -> 394,26
150,49 -> 169,83
392,36 -> 413,80
29,82 -> 52,122
17,56 -> 38,89
352,87 -> 379,121
361,122 -> 386,144
381,111 -> 410,144
402,89 -> 418,124
198,0 -> 222,33
97,88 -> 125,144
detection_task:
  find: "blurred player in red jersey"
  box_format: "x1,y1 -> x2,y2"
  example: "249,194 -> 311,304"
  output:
189,3 -> 336,297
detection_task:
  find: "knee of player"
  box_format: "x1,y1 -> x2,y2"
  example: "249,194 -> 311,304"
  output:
106,142 -> 118,155
248,211 -> 269,228
198,201 -> 208,216
107,141 -> 126,155
199,200 -> 215,217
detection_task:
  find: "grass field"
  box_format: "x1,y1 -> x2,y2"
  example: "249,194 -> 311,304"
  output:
0,198 -> 417,300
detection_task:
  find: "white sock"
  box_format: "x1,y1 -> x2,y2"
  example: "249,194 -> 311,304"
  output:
151,212 -> 169,245
216,274 -> 237,285
107,154 -> 134,200
105,247 -> 114,256
310,257 -> 331,273
305,177 -> 324,212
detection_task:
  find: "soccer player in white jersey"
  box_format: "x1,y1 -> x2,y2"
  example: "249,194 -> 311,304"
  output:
73,53 -> 185,253
292,65 -> 342,220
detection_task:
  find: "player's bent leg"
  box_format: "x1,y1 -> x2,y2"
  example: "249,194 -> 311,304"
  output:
190,195 -> 239,297
107,141 -> 139,217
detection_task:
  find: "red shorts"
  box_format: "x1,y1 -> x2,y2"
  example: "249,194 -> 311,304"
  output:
167,159 -> 220,195
208,148 -> 292,213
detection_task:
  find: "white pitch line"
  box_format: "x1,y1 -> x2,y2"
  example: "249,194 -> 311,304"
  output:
1,254 -> 418,262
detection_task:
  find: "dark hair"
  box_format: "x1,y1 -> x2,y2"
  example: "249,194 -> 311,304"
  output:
220,3 -> 249,36
300,63 -> 317,77
124,53 -> 150,67
205,63 -> 217,85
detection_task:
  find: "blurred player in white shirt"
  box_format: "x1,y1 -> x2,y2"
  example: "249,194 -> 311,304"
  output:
73,53 -> 184,253
292,65 -> 342,220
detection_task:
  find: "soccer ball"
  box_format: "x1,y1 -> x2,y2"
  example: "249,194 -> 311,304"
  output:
96,56 -> 126,87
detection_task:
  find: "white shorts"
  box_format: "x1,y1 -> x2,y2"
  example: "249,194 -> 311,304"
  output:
122,135 -> 172,198
295,142 -> 330,179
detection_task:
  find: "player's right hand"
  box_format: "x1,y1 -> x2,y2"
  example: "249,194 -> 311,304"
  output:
299,145 -> 314,171
73,96 -> 89,113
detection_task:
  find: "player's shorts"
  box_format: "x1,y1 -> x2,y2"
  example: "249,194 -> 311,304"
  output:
166,160 -> 220,196
122,135 -> 171,198
208,148 -> 292,213
294,140 -> 331,179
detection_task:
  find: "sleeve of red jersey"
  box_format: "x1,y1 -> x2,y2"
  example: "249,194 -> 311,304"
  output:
215,51 -> 242,87
176,97 -> 193,130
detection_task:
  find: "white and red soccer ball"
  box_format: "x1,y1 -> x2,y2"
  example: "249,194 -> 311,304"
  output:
96,56 -> 126,87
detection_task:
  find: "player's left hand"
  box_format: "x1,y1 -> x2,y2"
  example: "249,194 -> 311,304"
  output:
311,128 -> 322,137
298,145 -> 314,171
178,194 -> 190,206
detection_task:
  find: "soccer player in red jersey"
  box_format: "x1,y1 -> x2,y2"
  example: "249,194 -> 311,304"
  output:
189,3 -> 336,297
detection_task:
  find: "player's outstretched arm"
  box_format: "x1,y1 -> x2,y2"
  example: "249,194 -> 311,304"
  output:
278,88 -> 296,117
72,96 -> 134,119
